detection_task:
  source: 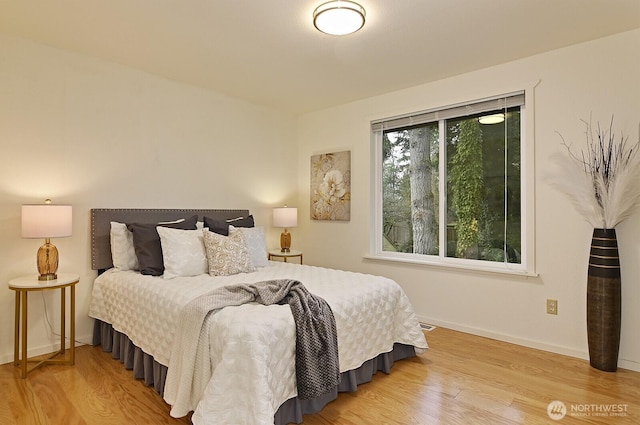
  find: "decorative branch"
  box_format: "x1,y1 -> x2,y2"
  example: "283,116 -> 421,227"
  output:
550,116 -> 640,229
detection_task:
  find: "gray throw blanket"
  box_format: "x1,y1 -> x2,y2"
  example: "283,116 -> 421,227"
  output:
164,279 -> 340,417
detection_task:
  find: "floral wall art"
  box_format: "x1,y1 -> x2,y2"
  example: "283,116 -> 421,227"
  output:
310,150 -> 351,221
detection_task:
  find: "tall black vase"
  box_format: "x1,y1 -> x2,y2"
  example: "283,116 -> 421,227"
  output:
587,228 -> 621,372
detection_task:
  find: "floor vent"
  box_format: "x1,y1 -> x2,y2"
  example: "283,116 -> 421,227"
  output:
420,323 -> 436,331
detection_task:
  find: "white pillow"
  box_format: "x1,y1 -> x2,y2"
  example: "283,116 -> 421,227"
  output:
203,228 -> 256,276
157,227 -> 208,279
110,218 -> 186,271
230,225 -> 268,267
110,222 -> 138,271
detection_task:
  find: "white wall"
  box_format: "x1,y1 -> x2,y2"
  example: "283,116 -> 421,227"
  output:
2,28 -> 638,373
296,29 -> 640,371
0,34 -> 298,364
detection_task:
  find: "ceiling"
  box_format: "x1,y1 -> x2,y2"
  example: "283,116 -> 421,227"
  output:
0,0 -> 638,114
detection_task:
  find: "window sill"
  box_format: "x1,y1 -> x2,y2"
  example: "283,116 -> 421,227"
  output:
363,253 -> 538,278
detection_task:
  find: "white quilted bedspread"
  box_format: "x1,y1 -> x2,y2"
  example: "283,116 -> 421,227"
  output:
88,262 -> 428,425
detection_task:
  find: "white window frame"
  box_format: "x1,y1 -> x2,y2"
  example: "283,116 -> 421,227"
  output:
368,86 -> 537,276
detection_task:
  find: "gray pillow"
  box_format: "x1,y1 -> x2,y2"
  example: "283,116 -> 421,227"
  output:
127,215 -> 198,276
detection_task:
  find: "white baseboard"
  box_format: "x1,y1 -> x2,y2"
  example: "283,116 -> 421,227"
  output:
0,333 -> 93,366
618,358 -> 640,372
418,316 -> 640,373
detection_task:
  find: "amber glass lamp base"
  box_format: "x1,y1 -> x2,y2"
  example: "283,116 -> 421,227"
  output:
37,239 -> 59,281
280,230 -> 291,253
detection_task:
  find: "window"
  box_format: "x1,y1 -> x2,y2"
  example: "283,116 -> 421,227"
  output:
371,91 -> 533,274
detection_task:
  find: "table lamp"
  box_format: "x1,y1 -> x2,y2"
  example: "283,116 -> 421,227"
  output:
21,199 -> 73,281
273,206 -> 298,252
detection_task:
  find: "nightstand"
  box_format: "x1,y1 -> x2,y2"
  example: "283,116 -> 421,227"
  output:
268,249 -> 303,264
8,273 -> 79,378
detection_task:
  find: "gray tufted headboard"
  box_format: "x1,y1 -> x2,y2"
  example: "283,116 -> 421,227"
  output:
90,208 -> 250,271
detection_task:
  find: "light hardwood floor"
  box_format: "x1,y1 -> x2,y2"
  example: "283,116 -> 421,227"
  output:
1,327 -> 639,424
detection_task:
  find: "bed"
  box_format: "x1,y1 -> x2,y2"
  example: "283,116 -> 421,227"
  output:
88,208 -> 428,425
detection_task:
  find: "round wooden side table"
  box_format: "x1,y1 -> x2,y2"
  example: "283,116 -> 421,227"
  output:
8,273 -> 79,378
268,249 -> 303,264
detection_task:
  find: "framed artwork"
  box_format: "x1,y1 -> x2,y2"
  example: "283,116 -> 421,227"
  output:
310,150 -> 351,221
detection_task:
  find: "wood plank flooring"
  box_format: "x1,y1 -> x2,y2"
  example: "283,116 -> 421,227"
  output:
1,327 -> 639,424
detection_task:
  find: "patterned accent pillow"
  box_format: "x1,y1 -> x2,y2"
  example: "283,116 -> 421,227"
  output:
230,225 -> 268,267
203,228 -> 256,276
110,222 -> 139,271
157,227 -> 208,279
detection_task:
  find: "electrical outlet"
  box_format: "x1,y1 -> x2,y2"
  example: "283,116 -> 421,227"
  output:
546,299 -> 558,315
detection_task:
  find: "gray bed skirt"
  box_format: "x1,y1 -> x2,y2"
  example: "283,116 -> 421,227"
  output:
93,319 -> 416,424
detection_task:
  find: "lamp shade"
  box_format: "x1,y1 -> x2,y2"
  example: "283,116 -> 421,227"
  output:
273,207 -> 298,228
22,204 -> 73,238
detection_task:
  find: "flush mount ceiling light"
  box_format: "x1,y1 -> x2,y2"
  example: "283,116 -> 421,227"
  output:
313,1 -> 366,36
478,113 -> 505,125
